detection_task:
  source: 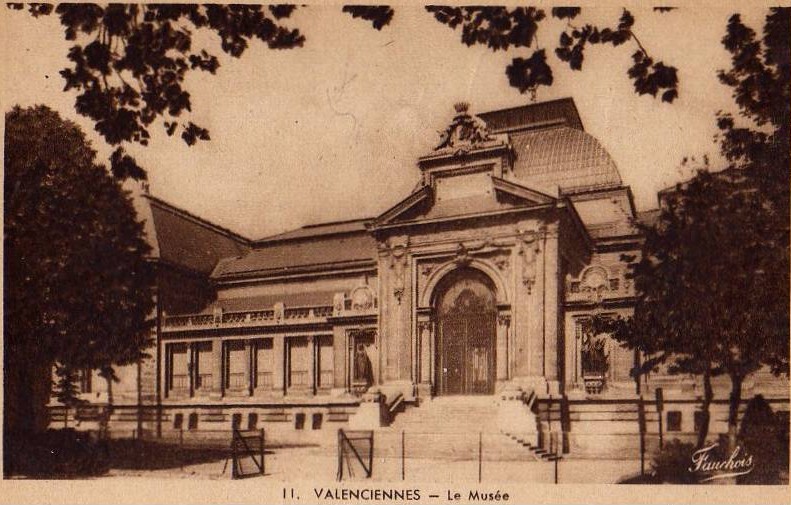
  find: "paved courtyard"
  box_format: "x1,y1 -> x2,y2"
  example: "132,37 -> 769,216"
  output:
105,444 -> 644,484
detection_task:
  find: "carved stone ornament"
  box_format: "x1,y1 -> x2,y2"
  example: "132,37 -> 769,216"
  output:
494,255 -> 510,272
350,285 -> 375,311
333,292 -> 345,316
390,246 -> 407,304
497,314 -> 511,326
454,243 -> 472,267
579,265 -> 610,304
420,264 -> 434,278
435,102 -> 494,154
518,232 -> 539,293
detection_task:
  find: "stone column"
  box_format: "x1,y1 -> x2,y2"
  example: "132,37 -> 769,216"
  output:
273,336 -> 285,395
245,340 -> 254,396
542,228 -> 560,392
307,335 -> 315,396
417,318 -> 432,398
497,314 -> 511,381
211,339 -> 223,398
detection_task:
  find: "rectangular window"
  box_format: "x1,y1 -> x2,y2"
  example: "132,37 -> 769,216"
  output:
693,411 -> 707,433
169,343 -> 190,391
287,338 -> 309,389
195,342 -> 213,391
317,336 -> 334,390
254,339 -> 274,389
224,340 -> 247,390
667,411 -> 682,432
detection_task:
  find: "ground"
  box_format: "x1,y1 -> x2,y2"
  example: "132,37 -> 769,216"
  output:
98,444 -> 644,483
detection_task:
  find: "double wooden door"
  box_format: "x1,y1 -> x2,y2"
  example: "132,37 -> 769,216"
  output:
436,273 -> 497,395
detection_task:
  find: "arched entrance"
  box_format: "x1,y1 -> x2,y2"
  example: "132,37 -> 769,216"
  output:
434,268 -> 497,395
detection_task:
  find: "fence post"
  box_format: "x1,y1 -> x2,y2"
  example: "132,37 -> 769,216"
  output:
478,432 -> 482,483
337,429 -> 343,482
655,387 -> 664,450
401,431 -> 405,481
638,395 -> 646,476
231,430 -> 238,480
554,452 -> 559,484
179,428 -> 184,472
260,428 -> 266,476
368,430 -> 374,478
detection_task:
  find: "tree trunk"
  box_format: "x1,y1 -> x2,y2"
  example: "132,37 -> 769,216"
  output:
727,374 -> 743,452
696,368 -> 713,449
100,367 -> 114,439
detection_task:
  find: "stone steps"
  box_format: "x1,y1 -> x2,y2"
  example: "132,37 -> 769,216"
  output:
369,396 -> 548,461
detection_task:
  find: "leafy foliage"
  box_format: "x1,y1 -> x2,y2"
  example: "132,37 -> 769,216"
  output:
651,439 -> 699,484
426,6 -> 678,101
10,3 -> 304,179
611,9 -> 789,445
736,395 -> 788,484
53,365 -> 87,410
342,5 -> 394,31
4,105 -> 156,435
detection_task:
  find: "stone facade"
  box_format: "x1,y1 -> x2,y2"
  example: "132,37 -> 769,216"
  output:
49,98 -> 788,456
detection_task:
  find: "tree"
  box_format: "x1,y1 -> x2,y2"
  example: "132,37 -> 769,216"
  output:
425,7 -> 678,101
8,3 -> 679,180
613,8 -> 789,449
7,3 -> 305,179
4,105 -> 156,442
53,365 -> 87,429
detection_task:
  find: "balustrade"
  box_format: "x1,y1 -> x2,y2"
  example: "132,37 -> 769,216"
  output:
171,374 -> 189,390
195,373 -> 213,390
163,305 -> 339,330
255,371 -> 274,389
226,372 -> 246,389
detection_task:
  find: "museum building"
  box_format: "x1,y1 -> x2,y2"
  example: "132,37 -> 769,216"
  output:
54,98 -> 788,456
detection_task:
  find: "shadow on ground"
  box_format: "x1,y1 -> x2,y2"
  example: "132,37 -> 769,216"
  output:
4,429 -> 315,478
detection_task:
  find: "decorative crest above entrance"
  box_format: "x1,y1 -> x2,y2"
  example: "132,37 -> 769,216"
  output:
435,102 -> 496,154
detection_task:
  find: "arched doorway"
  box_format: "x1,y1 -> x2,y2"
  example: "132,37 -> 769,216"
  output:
434,268 -> 497,395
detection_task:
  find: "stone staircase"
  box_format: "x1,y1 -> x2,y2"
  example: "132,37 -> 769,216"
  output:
371,396 -> 550,461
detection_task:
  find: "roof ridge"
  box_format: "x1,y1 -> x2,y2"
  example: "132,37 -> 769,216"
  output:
145,194 -> 250,245
302,217 -> 374,229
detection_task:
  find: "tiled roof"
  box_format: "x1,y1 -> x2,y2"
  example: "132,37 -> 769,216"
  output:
510,126 -> 623,194
212,231 -> 377,280
478,97 -> 584,132
141,195 -> 249,275
253,218 -> 371,243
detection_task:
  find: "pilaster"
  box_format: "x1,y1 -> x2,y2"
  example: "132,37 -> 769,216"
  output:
211,339 -> 223,399
273,336 -> 285,395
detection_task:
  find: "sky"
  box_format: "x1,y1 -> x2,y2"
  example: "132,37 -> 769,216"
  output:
0,3 -> 772,239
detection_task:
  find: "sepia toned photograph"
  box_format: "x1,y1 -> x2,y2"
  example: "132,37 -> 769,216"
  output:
1,1 -> 789,503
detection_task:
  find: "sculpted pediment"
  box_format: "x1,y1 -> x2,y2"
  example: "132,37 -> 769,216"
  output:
373,176 -> 558,229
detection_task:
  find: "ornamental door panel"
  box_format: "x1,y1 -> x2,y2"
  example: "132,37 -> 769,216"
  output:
435,268 -> 497,396
439,318 -> 466,395
467,313 -> 495,394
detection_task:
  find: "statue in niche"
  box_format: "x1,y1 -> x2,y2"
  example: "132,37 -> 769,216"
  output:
353,343 -> 373,389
